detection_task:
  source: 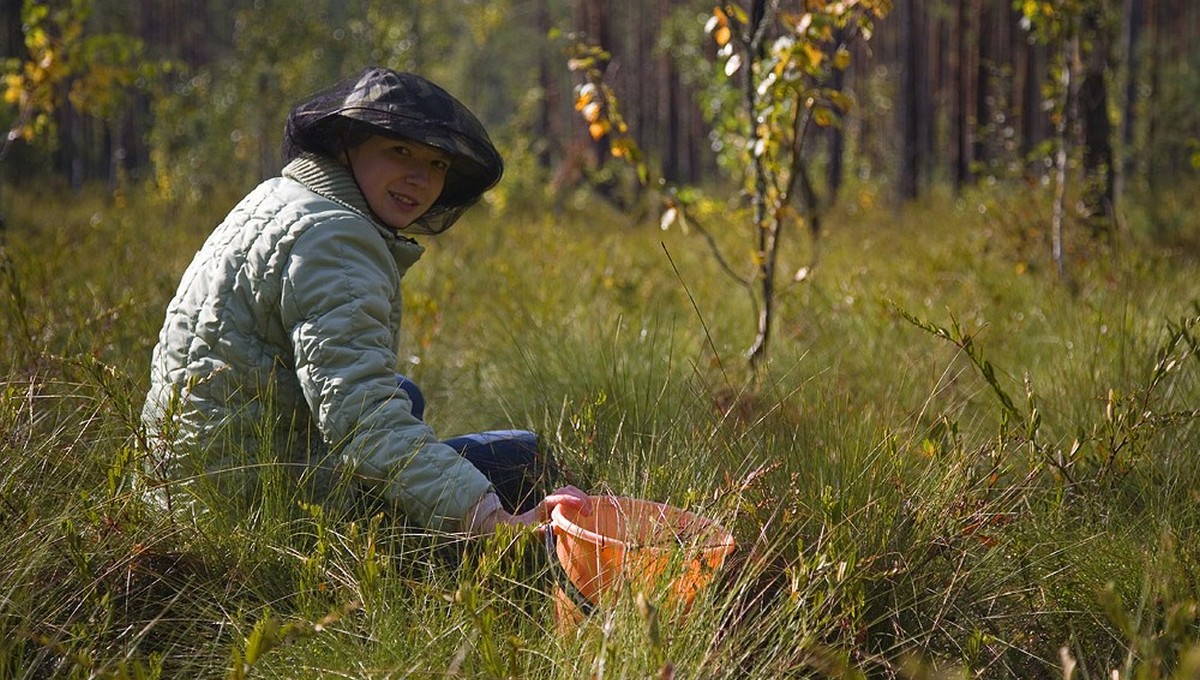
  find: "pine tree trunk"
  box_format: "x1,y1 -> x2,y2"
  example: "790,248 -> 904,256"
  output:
898,0 -> 921,200
536,0 -> 554,170
1118,0 -> 1143,199
1021,41 -> 1048,175
974,1 -> 992,172
826,62 -> 846,202
1079,5 -> 1115,238
954,0 -> 973,188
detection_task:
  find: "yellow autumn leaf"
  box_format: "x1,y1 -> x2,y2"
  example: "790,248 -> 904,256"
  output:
714,25 -> 731,47
610,137 -> 638,160
708,7 -> 729,34
834,46 -> 851,70
3,74 -> 25,105
802,43 -> 824,70
588,120 -> 610,140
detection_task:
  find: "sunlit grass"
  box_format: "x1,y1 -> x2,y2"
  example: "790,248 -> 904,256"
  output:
2,176 -> 1199,677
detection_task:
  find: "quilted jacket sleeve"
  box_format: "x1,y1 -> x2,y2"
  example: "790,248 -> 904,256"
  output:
279,213 -> 493,531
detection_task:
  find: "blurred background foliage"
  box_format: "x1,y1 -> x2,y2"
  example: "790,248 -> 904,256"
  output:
0,0 -> 1196,221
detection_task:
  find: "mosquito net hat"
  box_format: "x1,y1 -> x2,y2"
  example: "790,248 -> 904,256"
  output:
284,67 -> 504,234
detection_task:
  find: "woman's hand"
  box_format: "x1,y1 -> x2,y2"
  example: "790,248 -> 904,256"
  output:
473,485 -> 591,533
470,486 -> 592,534
506,485 -> 592,528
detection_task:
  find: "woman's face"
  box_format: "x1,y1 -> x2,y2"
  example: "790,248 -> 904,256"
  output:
345,135 -> 451,230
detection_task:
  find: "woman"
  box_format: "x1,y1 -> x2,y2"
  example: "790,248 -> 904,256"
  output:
142,67 -> 587,532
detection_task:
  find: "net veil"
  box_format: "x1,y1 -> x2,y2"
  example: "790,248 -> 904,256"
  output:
284,67 -> 503,234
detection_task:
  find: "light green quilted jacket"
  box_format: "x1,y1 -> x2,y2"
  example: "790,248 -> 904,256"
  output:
141,153 -> 492,531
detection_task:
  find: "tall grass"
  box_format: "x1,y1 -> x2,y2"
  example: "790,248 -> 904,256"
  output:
2,177 -> 1198,678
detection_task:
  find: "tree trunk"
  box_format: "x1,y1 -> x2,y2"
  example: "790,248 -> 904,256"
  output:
1079,5 -> 1115,238
898,0 -> 920,200
826,59 -> 846,203
918,1 -> 934,188
974,0 -> 993,174
536,0 -> 553,170
896,0 -> 930,201
660,0 -> 681,182
746,0 -> 771,373
1020,41 -> 1048,178
0,2 -> 21,60
1145,0 -> 1161,197
954,0 -> 973,188
1118,0 -> 1143,199
633,0 -> 651,166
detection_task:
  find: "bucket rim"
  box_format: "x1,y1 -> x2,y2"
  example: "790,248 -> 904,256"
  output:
550,495 -> 735,553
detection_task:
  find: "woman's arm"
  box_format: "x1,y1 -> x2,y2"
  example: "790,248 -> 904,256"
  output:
280,215 -> 493,531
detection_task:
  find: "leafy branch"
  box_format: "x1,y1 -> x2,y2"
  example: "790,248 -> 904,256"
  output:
2,0 -> 161,162
568,2 -> 889,372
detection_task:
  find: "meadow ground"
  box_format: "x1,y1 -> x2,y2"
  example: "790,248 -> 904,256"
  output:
1,177 -> 1198,678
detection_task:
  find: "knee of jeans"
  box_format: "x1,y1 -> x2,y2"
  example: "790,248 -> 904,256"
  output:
448,429 -> 538,450
396,375 -> 425,420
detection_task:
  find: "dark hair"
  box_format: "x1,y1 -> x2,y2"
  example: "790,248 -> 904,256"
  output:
287,116 -> 377,161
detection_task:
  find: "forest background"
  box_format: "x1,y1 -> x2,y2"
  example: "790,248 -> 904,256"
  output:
3,0 -> 1197,224
2,0 -> 1200,678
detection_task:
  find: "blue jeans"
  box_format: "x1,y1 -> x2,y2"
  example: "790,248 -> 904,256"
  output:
399,376 -> 549,514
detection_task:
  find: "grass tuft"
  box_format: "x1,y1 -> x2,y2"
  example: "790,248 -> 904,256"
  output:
2,179 -> 1199,676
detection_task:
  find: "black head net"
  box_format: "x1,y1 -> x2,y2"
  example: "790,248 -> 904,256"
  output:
284,67 -> 504,234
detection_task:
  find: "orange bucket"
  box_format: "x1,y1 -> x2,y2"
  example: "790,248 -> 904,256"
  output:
547,496 -> 735,624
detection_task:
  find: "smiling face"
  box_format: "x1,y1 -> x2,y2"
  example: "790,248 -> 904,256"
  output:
345,135 -> 452,230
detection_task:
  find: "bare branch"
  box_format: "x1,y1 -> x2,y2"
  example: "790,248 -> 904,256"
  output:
674,199 -> 753,290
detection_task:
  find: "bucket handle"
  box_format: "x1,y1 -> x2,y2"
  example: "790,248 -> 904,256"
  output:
543,523 -> 597,617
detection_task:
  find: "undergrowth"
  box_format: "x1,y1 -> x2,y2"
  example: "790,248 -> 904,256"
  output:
1,179 -> 1199,678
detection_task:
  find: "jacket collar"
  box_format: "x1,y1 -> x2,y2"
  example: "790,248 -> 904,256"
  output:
282,153 -> 411,239
282,153 -> 425,268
